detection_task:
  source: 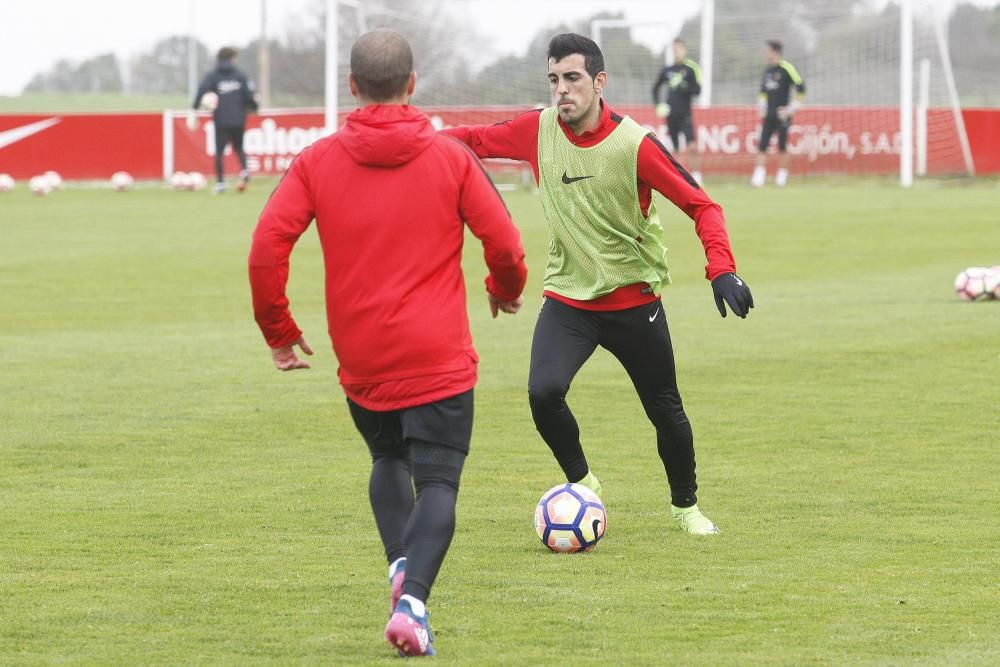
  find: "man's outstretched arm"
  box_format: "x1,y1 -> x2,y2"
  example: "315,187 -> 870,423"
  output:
441,109 -> 542,163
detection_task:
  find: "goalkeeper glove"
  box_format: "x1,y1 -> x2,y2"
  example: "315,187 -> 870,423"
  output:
711,272 -> 754,319
655,103 -> 669,119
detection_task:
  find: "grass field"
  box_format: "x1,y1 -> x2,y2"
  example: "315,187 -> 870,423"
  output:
1,177 -> 998,665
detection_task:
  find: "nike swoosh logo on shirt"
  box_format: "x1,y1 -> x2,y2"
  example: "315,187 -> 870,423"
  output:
649,308 -> 661,322
0,118 -> 60,150
562,171 -> 594,184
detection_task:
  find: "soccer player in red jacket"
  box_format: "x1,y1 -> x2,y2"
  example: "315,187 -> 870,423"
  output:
248,30 -> 526,658
445,34 -> 753,537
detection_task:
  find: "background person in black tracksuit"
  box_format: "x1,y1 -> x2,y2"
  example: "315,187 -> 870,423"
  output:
750,40 -> 805,188
651,39 -> 703,183
192,47 -> 259,193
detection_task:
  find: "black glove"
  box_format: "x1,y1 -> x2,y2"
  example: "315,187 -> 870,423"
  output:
711,272 -> 754,318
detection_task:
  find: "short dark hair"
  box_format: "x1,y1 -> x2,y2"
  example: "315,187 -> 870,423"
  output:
350,30 -> 413,102
766,40 -> 783,54
547,33 -> 605,79
673,38 -> 686,46
217,47 -> 238,62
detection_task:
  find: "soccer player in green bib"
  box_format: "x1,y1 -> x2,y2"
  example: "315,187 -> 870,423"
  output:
445,33 -> 753,535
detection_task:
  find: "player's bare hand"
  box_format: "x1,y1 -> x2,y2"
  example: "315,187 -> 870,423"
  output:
488,294 -> 524,318
498,296 -> 524,315
271,336 -> 314,371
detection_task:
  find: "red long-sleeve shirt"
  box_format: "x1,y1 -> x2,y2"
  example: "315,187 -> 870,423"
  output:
443,101 -> 736,311
249,104 -> 527,411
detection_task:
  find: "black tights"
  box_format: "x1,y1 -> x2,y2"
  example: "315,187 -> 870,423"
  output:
348,391 -> 472,603
527,298 -> 698,507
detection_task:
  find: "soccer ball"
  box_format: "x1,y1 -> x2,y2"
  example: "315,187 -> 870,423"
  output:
29,175 -> 52,196
199,91 -> 219,111
43,170 -> 63,190
534,483 -> 607,553
186,171 -> 207,190
954,267 -> 992,301
984,269 -> 1000,300
0,173 -> 14,192
110,171 -> 134,192
169,171 -> 193,191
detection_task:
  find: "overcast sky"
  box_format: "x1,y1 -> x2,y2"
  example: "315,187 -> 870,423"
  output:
0,0 -> 699,95
0,0 -> 994,96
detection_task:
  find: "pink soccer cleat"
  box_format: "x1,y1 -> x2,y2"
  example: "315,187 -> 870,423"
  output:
384,597 -> 435,657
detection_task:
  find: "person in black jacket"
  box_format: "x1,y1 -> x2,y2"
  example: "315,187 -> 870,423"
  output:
192,47 -> 259,193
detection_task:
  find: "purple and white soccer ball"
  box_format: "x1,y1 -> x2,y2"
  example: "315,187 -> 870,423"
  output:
954,267 -> 996,302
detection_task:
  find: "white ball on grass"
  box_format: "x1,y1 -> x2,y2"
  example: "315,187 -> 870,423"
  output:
169,171 -> 193,191
29,175 -> 52,196
186,172 -> 207,190
111,171 -> 134,192
43,170 -> 63,189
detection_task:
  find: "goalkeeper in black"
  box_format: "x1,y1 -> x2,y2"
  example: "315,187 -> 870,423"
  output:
191,47 -> 260,194
652,39 -> 703,183
751,40 -> 805,187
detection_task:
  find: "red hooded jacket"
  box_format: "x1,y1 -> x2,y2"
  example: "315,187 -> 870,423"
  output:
249,104 -> 527,411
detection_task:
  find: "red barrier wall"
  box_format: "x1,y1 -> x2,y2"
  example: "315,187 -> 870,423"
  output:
1,106 -> 997,180
0,113 -> 162,179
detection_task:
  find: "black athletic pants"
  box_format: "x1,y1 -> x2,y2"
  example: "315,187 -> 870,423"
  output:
759,115 -> 790,153
214,125 -> 248,184
347,389 -> 473,603
528,297 -> 698,507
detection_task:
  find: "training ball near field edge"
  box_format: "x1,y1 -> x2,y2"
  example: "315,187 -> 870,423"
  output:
535,483 -> 606,553
186,172 -> 207,190
43,170 -> 63,189
111,171 -> 134,191
983,269 -> 1000,300
954,267 -> 994,302
29,175 -> 52,196
0,173 -> 14,192
169,171 -> 193,191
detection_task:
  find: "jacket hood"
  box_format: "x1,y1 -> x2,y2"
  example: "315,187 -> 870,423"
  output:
338,105 -> 436,167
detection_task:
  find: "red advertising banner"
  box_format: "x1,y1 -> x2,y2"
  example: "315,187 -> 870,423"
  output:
1,106 -> 996,181
0,113 -> 162,180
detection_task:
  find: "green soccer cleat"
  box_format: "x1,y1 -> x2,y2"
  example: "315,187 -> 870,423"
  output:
574,471 -> 602,499
671,504 -> 720,535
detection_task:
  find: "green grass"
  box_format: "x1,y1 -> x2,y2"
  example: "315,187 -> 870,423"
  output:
1,177 -> 998,665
